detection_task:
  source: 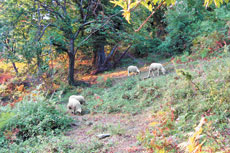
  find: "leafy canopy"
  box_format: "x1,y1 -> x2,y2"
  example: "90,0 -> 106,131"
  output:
110,0 -> 229,23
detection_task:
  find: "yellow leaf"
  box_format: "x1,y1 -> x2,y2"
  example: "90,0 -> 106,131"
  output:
153,0 -> 158,5
122,10 -> 131,23
141,1 -> 153,11
129,1 -> 140,10
110,0 -> 127,9
214,0 -> 220,7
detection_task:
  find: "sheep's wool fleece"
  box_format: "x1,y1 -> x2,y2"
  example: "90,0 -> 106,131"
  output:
68,97 -> 82,113
69,95 -> 85,104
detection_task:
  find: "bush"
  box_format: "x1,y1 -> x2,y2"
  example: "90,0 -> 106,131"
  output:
0,94 -> 73,147
158,1 -> 230,57
158,0 -> 203,55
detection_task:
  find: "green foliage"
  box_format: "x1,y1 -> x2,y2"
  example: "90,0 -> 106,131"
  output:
155,1 -> 230,57
158,0 -> 204,55
110,0 -> 229,24
0,112 -> 15,130
132,36 -> 162,57
0,93 -> 73,148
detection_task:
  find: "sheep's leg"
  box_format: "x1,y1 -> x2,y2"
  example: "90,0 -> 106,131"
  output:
157,69 -> 160,76
147,70 -> 150,78
151,70 -> 155,78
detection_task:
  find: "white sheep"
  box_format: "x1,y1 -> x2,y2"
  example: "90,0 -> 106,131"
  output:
68,95 -> 86,105
127,65 -> 140,76
147,63 -> 166,77
67,96 -> 82,115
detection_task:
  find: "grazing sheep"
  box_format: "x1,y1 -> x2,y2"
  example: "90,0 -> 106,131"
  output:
69,95 -> 86,105
147,63 -> 166,78
127,66 -> 140,76
67,96 -> 82,115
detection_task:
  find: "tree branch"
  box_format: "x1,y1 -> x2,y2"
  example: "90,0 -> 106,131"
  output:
102,44 -> 119,66
84,0 -> 91,22
113,44 -> 132,68
135,1 -> 165,32
37,23 -> 52,41
75,0 -> 85,21
37,0 -> 65,20
52,42 -> 68,53
73,20 -> 96,39
74,10 -> 122,54
54,0 -> 67,16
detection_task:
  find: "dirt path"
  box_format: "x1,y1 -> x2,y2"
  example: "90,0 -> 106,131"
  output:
66,110 -> 155,152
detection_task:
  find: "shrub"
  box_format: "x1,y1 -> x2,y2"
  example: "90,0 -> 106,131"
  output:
0,94 -> 73,147
158,0 -> 202,55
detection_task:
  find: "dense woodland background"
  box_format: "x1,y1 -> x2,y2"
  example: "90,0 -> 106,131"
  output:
0,0 -> 230,152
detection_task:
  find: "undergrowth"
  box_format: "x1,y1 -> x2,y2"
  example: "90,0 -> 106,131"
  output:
0,92 -> 73,151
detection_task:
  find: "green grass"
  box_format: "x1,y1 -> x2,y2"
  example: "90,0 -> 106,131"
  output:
76,74 -> 171,114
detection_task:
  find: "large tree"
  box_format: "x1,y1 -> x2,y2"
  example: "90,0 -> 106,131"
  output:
0,0 -> 52,75
35,0 -> 125,85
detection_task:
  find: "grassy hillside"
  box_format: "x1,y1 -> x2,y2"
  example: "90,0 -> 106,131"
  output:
58,53 -> 230,152
1,53 -> 230,152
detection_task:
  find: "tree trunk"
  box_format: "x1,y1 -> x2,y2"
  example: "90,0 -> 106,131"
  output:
91,44 -> 118,75
96,44 -> 105,69
68,39 -> 75,85
36,51 -> 42,75
12,62 -> 18,74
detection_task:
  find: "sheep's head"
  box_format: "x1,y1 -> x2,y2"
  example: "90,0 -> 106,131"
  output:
68,106 -> 75,114
76,107 -> 82,114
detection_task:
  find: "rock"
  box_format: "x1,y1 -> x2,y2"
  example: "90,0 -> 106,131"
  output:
71,121 -> 81,127
96,133 -> 111,139
85,121 -> 93,126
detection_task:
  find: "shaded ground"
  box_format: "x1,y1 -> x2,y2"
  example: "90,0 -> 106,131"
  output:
67,109 -> 155,152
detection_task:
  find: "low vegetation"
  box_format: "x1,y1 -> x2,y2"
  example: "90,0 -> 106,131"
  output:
0,92 -> 73,152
